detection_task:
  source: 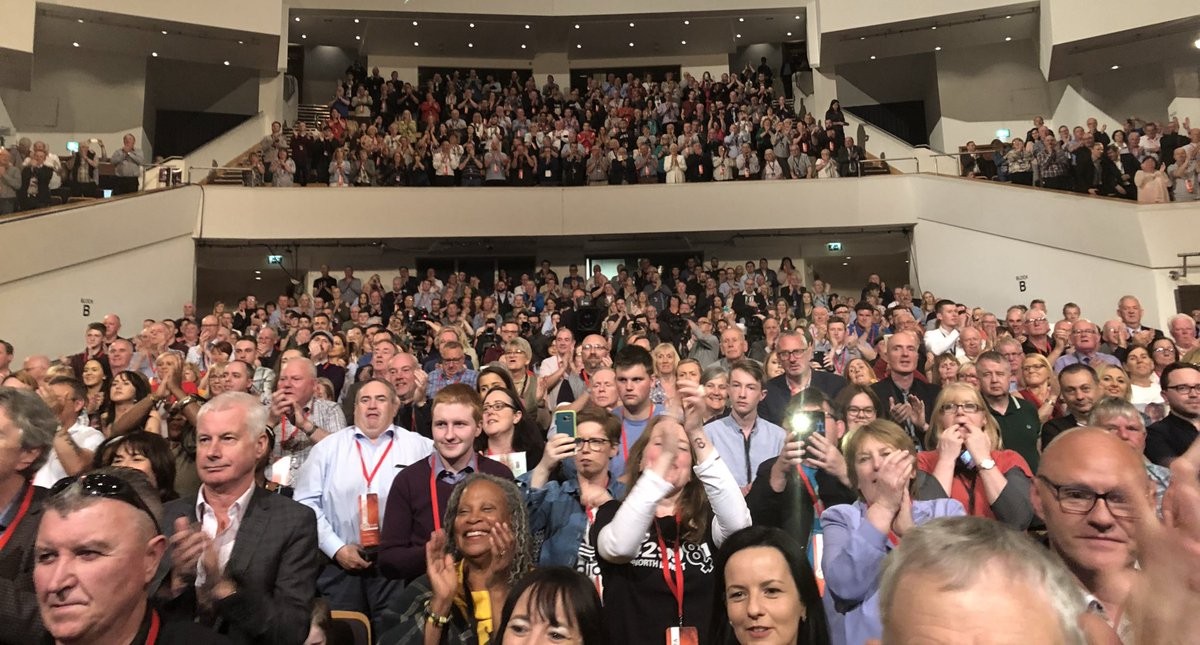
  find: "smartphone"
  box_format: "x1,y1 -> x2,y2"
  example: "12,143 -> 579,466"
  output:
554,410 -> 577,437
66,141 -> 79,153
788,410 -> 825,443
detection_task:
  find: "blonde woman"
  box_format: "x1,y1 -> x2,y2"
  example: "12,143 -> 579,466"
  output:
649,343 -> 681,404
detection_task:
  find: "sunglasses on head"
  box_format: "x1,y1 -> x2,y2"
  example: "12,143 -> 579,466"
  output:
49,472 -> 160,534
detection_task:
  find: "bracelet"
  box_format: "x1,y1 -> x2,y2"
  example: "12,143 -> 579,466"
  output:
423,600 -> 451,627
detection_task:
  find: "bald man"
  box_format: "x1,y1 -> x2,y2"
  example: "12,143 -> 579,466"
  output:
21,355 -> 50,386
1034,427 -> 1152,642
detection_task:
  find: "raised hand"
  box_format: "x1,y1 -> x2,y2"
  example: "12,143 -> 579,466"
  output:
425,530 -> 458,611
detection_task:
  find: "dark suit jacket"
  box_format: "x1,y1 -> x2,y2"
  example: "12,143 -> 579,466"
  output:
872,376 -> 940,428
160,486 -> 319,645
0,484 -> 48,645
759,372 -> 848,426
18,165 -> 54,210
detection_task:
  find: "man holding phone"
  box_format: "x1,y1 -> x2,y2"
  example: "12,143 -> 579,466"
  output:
760,331 -> 847,426
706,360 -> 786,490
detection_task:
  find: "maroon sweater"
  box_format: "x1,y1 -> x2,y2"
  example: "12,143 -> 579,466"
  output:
377,454 -> 513,581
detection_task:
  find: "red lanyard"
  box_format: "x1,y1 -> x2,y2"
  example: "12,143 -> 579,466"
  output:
796,466 -> 825,516
428,455 -> 442,532
0,484 -> 34,551
146,609 -> 161,645
281,409 -> 310,443
355,435 -> 395,491
654,515 -> 685,622
620,420 -> 629,460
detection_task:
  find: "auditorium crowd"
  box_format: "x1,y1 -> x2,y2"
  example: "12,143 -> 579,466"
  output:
3,253 -> 1200,645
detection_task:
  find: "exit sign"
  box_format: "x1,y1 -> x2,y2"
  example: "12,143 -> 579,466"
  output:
267,255 -> 283,265
826,242 -> 843,252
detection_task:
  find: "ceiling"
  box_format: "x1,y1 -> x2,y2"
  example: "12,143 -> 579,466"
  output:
1051,15 -> 1200,78
33,4 -> 279,70
286,9 -> 807,60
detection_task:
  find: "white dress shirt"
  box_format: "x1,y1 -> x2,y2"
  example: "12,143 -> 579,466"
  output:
293,425 -> 434,558
195,482 -> 256,586
32,423 -> 105,488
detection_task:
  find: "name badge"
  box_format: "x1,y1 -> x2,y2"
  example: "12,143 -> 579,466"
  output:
359,493 -> 381,547
666,626 -> 698,645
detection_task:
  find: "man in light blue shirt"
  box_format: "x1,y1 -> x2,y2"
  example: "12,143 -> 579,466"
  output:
705,359 -> 787,490
293,378 -> 433,635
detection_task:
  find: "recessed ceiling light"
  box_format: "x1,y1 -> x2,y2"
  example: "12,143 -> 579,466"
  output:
629,22 -> 635,27
934,46 -> 941,51
469,23 -> 475,28
524,24 -> 530,29
1005,15 -> 1012,19
1005,36 -> 1012,41
301,34 -> 307,39
681,40 -> 687,45
521,43 -> 527,48
355,35 -> 360,40
576,43 -> 582,48
412,21 -> 418,26
629,42 -> 634,47
860,36 -> 866,40
574,24 -> 580,29
255,270 -> 261,274
1194,37 -> 1200,49
843,262 -> 849,266
1111,65 -> 1120,70
77,18 -> 83,23
354,18 -> 359,24
161,30 -> 168,35
72,42 -> 79,47
468,43 -> 474,47
870,55 -> 877,60
223,60 -> 230,65
683,20 -> 690,25
413,41 -> 419,46
293,16 -> 300,22
151,52 -> 158,57
255,276 -> 262,281
736,33 -> 742,38
786,32 -> 792,36
739,17 -> 745,22
237,40 -> 244,44
795,15 -> 801,19
931,26 -> 937,30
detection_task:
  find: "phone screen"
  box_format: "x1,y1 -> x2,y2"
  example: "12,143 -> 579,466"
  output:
554,410 -> 577,437
66,141 -> 79,153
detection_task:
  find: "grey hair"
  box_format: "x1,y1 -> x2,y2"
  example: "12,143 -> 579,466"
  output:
1168,313 -> 1197,330
0,387 -> 58,476
43,466 -> 163,539
700,365 -> 728,385
442,473 -> 532,588
1088,397 -> 1144,430
879,516 -> 1087,645
285,356 -> 319,379
196,392 -> 268,440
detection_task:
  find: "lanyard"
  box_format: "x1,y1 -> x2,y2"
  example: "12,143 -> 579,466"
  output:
145,609 -> 161,645
654,515 -> 685,622
429,455 -> 442,532
355,434 -> 395,491
0,484 -> 34,551
620,420 -> 629,461
280,409 -> 310,444
796,465 -> 824,516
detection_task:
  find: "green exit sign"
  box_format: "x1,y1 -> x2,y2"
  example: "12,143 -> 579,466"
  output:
826,242 -> 842,252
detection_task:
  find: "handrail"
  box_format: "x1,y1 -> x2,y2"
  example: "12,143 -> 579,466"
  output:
187,165 -> 249,184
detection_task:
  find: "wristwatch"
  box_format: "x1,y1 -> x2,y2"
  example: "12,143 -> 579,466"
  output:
978,458 -> 997,470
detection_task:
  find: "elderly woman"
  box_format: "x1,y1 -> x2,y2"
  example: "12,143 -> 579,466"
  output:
844,357 -> 877,387
383,474 -> 531,644
916,383 -> 1034,529
1088,397 -> 1170,516
650,343 -> 681,404
822,420 -> 963,645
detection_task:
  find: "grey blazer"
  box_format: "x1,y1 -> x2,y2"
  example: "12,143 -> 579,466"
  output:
161,486 -> 319,645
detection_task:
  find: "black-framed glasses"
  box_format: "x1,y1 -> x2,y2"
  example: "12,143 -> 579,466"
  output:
1165,384 -> 1200,395
1036,475 -> 1139,519
482,402 -> 517,413
49,473 -> 160,533
574,438 -> 611,452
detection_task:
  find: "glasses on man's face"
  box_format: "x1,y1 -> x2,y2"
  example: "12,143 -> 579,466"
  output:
581,344 -> 605,352
49,473 -> 160,533
776,349 -> 807,360
482,402 -> 516,413
1037,475 -> 1139,519
1166,384 -> 1200,395
442,356 -> 465,364
574,437 -> 611,452
939,402 -> 982,414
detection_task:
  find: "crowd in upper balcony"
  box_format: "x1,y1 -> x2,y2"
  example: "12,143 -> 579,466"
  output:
0,134 -> 146,214
243,60 -> 871,188
959,115 -> 1200,203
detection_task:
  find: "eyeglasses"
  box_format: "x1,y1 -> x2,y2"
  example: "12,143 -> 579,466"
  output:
1028,317 -> 1048,324
1153,348 -> 1177,355
1022,364 -> 1047,372
1036,475 -> 1139,519
483,402 -> 516,412
441,356 -> 466,364
49,473 -> 160,533
846,406 -> 877,418
574,437 -> 611,451
1165,384 -> 1200,395
939,402 -> 982,414
776,349 -> 807,359
581,344 -> 605,352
